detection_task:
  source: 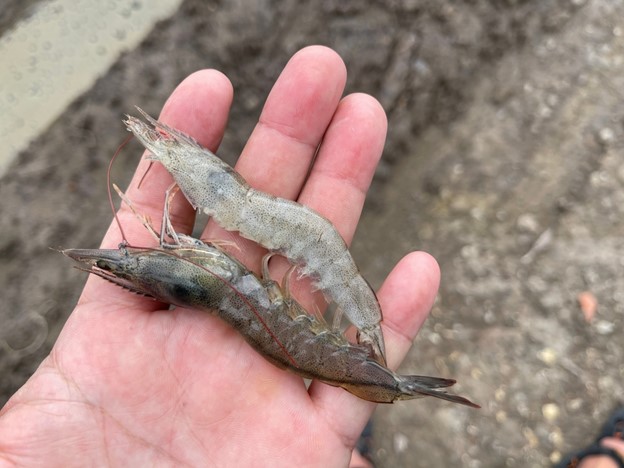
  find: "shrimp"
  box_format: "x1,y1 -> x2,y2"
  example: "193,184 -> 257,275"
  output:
63,190 -> 478,407
123,109 -> 387,364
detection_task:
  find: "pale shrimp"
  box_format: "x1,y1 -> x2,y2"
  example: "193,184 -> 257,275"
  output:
124,109 -> 387,364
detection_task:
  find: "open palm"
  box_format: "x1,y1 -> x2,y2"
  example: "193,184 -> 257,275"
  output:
0,46 -> 440,467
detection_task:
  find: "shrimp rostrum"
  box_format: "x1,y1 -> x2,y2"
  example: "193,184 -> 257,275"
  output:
124,109 -> 388,365
63,194 -> 478,407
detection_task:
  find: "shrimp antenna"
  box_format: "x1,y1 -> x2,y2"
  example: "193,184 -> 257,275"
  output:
107,134 -> 134,243
137,161 -> 153,189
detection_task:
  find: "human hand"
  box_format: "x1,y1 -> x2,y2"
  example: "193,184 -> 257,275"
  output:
0,46 -> 440,467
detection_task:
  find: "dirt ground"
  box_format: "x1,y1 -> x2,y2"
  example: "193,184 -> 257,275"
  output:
1,1 -> 623,466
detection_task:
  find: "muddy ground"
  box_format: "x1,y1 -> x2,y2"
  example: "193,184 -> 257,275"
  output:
1,1 -> 623,466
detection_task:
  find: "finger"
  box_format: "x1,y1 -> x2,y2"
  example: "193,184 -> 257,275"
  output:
79,70 -> 233,307
601,437 -> 624,458
268,93 -> 387,309
297,93 -> 387,244
203,46 -> 347,256
308,252 -> 441,446
237,45 -> 346,198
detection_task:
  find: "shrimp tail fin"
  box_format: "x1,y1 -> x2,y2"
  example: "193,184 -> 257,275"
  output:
398,375 -> 481,408
405,375 -> 456,388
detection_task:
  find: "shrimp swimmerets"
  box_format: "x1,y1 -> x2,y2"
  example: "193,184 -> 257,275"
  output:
123,109 -> 387,364
63,192 -> 478,407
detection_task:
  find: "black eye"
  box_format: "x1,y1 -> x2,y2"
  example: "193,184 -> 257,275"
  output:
173,284 -> 190,299
96,260 -> 111,271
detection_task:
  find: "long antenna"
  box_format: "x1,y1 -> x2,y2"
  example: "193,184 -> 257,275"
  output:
107,134 -> 134,243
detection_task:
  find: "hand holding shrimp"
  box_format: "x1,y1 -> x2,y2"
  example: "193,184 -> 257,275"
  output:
63,183 -> 477,407
0,47 -> 455,466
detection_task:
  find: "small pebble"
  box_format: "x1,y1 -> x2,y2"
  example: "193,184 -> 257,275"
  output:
537,348 -> 558,365
523,427 -> 539,448
567,398 -> 583,411
542,403 -> 560,422
393,432 -> 409,454
594,320 -> 614,335
598,127 -> 615,144
517,213 -> 540,233
428,332 -> 441,345
550,428 -> 564,447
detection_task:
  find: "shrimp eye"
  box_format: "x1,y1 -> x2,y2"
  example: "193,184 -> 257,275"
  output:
96,260 -> 111,271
